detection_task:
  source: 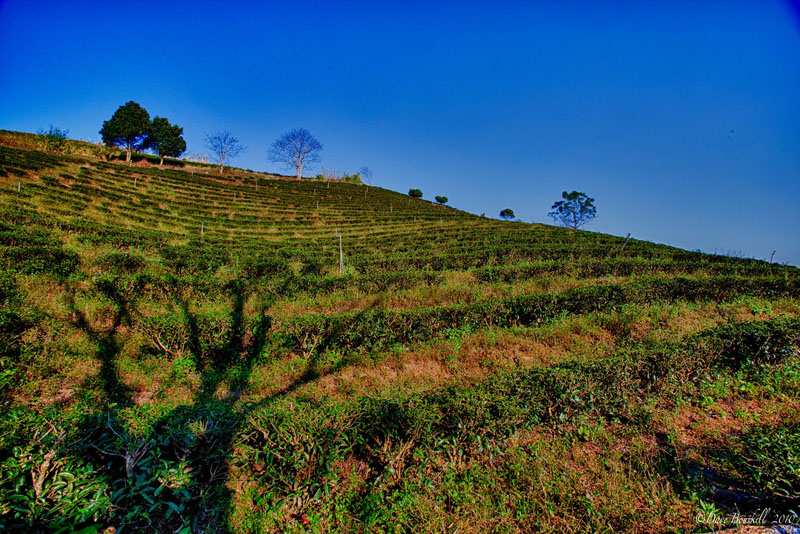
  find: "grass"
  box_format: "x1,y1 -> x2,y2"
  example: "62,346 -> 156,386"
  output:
0,129 -> 799,532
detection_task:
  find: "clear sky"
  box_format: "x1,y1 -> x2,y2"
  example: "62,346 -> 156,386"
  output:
2,0 -> 798,265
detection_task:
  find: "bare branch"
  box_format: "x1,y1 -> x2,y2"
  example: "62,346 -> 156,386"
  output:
205,131 -> 246,173
267,128 -> 323,179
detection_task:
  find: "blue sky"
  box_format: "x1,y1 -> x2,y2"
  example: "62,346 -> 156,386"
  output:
1,0 -> 799,265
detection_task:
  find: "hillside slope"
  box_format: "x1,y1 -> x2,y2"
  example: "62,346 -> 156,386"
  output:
1,132 -> 799,533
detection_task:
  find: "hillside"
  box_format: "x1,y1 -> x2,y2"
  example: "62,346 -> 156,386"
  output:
1,131 -> 799,533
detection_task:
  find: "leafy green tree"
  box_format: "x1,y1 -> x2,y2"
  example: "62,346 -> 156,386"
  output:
408,188 -> 423,198
147,117 -> 186,166
548,191 -> 597,229
435,196 -> 448,204
499,208 -> 515,220
99,101 -> 151,165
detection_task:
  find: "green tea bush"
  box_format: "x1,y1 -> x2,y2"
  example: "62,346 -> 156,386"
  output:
0,271 -> 25,398
738,423 -> 800,499
701,318 -> 800,370
277,277 -> 800,354
95,252 -> 145,274
239,254 -> 291,280
0,245 -> 79,277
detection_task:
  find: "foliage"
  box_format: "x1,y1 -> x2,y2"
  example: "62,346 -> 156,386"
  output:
99,101 -> 151,163
205,131 -> 245,173
267,128 -> 322,179
1,132 -> 800,532
548,190 -> 597,229
499,208 -> 515,220
340,172 -> 362,184
737,423 -> 800,498
408,188 -> 422,198
435,195 -> 448,204
37,125 -> 70,153
147,116 -> 186,165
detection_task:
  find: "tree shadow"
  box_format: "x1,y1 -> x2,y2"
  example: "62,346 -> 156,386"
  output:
55,275 -> 352,533
654,423 -> 800,521
65,279 -> 132,407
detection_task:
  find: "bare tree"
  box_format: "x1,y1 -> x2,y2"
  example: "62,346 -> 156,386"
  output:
267,128 -> 322,179
204,131 -> 245,173
359,166 -> 373,186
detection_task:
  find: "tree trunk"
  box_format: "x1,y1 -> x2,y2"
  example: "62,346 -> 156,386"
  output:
159,155 -> 164,166
297,163 -> 303,180
126,146 -> 132,166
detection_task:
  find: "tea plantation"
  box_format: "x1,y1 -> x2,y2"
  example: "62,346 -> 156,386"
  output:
1,130 -> 798,533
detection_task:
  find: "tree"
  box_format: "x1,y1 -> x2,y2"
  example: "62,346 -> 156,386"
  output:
499,208 -> 515,220
548,191 -> 597,229
267,128 -> 323,179
435,196 -> 448,204
205,131 -> 245,173
359,166 -> 373,186
147,116 -> 186,166
100,101 -> 151,165
408,189 -> 423,198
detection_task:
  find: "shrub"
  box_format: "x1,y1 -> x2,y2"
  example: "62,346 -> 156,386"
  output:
37,125 -> 70,153
240,254 -> 291,280
95,252 -> 145,274
435,195 -> 448,204
408,188 -> 422,198
341,172 -> 362,184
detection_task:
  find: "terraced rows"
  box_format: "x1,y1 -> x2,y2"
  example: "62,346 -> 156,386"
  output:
1,134 -> 799,533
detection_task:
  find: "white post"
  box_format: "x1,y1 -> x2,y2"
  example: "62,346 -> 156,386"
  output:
17,181 -> 20,193
134,176 -> 137,188
390,203 -> 393,212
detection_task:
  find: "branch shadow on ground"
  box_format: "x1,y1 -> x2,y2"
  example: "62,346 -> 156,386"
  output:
60,277 -> 345,533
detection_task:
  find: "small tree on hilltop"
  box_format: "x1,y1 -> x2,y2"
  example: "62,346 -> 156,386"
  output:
548,191 -> 597,229
268,128 -> 323,179
148,116 -> 186,166
359,166 -> 372,186
205,131 -> 246,173
37,125 -> 69,153
499,208 -> 515,220
100,101 -> 151,165
408,189 -> 423,198
435,196 -> 448,205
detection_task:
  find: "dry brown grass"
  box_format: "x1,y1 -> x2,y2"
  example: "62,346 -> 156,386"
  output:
265,300 -> 774,404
